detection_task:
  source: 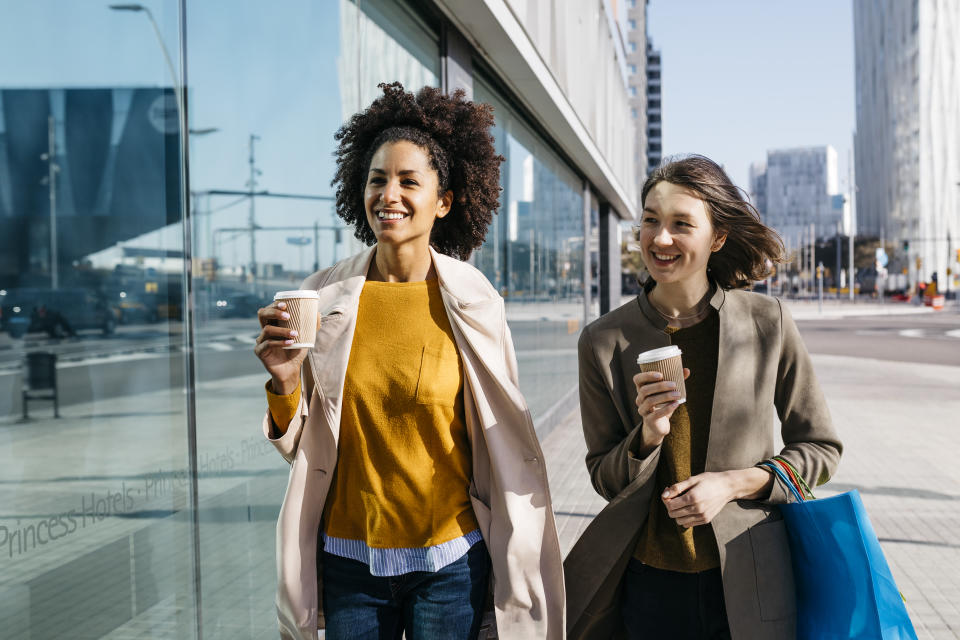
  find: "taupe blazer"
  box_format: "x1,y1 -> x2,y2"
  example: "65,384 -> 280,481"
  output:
262,246 -> 565,640
565,285 -> 842,640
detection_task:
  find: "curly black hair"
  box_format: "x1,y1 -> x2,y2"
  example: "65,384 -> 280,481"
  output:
332,82 -> 504,260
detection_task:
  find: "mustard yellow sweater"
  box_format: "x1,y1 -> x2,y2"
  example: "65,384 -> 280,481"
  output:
267,279 -> 477,549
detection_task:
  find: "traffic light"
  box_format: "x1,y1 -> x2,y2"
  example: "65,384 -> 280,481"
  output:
902,240 -> 909,252
956,248 -> 960,262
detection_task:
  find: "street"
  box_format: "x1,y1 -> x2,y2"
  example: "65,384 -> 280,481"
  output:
795,308 -> 960,367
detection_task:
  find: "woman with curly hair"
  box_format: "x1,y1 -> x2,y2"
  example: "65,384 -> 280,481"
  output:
254,82 -> 564,640
564,155 -> 842,639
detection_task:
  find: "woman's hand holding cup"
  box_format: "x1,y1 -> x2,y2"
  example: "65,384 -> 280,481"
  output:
632,368 -> 690,457
255,290 -> 320,395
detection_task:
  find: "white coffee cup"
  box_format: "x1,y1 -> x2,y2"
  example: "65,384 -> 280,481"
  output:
273,290 -> 319,349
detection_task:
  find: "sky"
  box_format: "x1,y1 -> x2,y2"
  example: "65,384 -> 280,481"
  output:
646,0 -> 856,193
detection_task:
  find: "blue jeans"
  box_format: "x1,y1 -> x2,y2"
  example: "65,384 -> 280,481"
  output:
322,541 -> 490,640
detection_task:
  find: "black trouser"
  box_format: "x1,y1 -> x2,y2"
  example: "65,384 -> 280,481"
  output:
620,559 -> 731,640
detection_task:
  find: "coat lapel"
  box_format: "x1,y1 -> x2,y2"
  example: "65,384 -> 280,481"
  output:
704,287 -> 751,474
305,247 -> 373,424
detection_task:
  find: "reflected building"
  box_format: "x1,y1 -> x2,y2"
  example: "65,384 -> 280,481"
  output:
0,88 -> 181,288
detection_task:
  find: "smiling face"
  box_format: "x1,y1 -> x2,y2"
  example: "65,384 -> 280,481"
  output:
637,181 -> 726,289
363,140 -> 452,252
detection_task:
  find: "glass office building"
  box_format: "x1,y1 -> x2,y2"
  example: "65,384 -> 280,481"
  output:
0,1 -> 638,637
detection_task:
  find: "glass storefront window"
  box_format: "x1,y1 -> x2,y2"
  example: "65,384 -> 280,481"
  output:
0,2 -> 198,638
473,77 -> 585,421
0,0 -> 595,635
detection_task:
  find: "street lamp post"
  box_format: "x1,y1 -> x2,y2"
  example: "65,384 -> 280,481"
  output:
247,134 -> 262,284
109,7 -> 216,154
109,5 -> 181,113
40,115 -> 60,289
955,181 -> 960,308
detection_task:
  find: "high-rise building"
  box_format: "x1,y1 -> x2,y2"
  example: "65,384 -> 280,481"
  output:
620,0 -> 649,193
854,0 -> 960,287
749,161 -> 767,220
645,41 -> 662,171
758,146 -> 841,244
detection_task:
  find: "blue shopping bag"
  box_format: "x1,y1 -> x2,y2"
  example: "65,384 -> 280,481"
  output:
760,460 -> 918,640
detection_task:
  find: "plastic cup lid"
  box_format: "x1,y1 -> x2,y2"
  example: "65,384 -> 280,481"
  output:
637,345 -> 682,364
274,290 -> 319,300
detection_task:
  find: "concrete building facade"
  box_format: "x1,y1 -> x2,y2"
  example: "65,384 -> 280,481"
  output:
620,0 -> 649,190
754,146 -> 842,245
645,41 -> 662,171
854,0 -> 960,289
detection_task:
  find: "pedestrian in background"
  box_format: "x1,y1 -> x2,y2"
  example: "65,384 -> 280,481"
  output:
565,155 -> 843,639
254,82 -> 564,640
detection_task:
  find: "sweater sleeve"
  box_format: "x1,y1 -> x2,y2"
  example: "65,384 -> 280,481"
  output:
579,326 -> 662,501
264,379 -> 302,436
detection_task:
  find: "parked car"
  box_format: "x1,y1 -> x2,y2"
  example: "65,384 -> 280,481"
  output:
211,292 -> 270,319
0,288 -> 118,338
113,291 -> 160,324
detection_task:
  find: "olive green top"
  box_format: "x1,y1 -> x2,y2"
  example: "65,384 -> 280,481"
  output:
633,311 -> 721,572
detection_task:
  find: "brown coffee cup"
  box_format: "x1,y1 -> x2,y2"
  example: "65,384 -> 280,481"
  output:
637,345 -> 686,406
273,290 -> 319,349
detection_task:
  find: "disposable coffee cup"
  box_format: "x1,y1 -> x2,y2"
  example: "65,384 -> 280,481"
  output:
637,345 -> 686,406
273,290 -> 319,349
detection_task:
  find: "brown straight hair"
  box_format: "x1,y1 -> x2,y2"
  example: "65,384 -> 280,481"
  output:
641,154 -> 785,290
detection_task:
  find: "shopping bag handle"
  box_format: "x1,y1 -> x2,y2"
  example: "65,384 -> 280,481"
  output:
760,461 -> 807,503
772,456 -> 815,499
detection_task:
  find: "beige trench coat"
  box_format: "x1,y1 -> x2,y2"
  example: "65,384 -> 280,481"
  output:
564,284 -> 843,640
262,246 -> 565,639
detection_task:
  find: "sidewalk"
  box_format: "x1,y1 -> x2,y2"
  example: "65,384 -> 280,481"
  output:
542,353 -> 960,639
2,347 -> 958,637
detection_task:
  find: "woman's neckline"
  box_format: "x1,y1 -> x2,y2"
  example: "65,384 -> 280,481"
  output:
648,282 -> 714,329
364,278 -> 438,287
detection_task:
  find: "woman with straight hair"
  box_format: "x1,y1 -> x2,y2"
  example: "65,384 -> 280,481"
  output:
254,82 -> 564,640
564,154 -> 842,639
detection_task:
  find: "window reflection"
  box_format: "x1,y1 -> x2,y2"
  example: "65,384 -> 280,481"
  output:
473,78 -> 585,419
0,2 -> 196,638
0,0 -> 590,636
